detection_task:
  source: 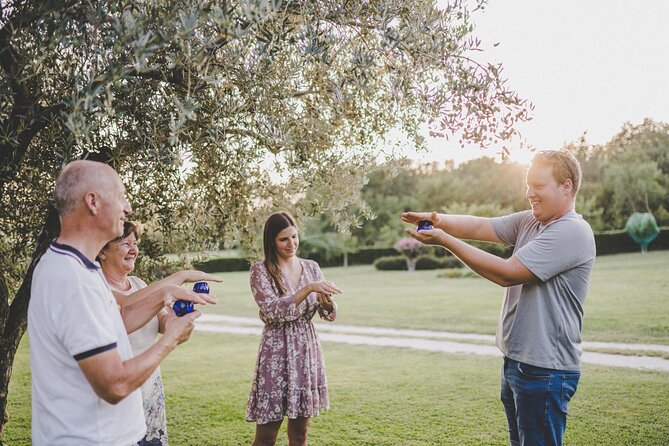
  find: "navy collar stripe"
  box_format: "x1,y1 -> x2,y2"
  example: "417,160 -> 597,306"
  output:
50,241 -> 99,271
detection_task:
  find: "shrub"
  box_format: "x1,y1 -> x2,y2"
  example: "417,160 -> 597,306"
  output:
441,256 -> 464,269
595,226 -> 669,255
414,255 -> 442,270
349,247 -> 398,264
194,257 -> 251,273
437,268 -> 480,279
393,237 -> 429,271
414,255 -> 465,270
393,237 -> 428,258
373,256 -> 408,270
304,247 -> 402,267
375,255 -> 464,271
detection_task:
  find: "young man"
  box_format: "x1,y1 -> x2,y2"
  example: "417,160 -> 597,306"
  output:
28,160 -> 216,445
402,150 -> 596,446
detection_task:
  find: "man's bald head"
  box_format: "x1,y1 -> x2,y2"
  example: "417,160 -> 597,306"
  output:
54,160 -> 119,216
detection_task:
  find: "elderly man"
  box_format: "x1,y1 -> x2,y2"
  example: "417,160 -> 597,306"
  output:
28,160 -> 216,445
402,149 -> 596,446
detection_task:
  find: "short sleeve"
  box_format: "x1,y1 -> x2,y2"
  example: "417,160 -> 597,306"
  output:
57,275 -> 118,360
490,211 -> 531,246
515,219 -> 595,282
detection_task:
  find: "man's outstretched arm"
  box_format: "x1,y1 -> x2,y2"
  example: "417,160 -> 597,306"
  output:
405,226 -> 536,287
401,211 -> 502,243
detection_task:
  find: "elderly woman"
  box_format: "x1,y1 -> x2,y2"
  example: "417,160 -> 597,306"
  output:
98,221 -> 221,445
246,211 -> 342,446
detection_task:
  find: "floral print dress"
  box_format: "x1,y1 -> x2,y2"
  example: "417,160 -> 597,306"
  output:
246,259 -> 337,424
113,276 -> 169,446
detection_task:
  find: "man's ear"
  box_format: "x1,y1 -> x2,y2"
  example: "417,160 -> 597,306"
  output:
563,179 -> 574,195
84,191 -> 98,215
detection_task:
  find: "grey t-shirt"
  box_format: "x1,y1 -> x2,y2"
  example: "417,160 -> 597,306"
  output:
491,210 -> 596,370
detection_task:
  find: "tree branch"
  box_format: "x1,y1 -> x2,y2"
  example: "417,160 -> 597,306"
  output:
0,15 -> 32,130
0,102 -> 67,182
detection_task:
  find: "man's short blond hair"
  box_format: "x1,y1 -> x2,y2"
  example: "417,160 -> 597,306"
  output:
532,150 -> 582,195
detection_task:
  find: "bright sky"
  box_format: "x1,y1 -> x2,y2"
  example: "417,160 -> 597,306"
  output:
414,0 -> 669,166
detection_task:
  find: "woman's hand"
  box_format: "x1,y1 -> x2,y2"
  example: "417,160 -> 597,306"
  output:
164,270 -> 224,287
316,293 -> 335,312
307,281 -> 342,296
161,309 -> 201,346
161,284 -> 218,307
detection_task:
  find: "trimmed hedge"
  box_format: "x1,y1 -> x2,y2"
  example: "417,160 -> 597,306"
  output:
595,227 -> 669,255
374,255 -> 463,271
307,247 -> 397,268
193,257 -> 251,273
416,255 -> 463,270
414,255 -> 442,270
372,256 -> 406,270
307,245 -> 506,267
437,268 -> 481,279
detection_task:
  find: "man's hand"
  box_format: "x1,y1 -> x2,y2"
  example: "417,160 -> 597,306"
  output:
404,226 -> 448,247
400,210 -> 442,227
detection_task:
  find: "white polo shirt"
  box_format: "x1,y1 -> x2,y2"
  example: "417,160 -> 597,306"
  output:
28,242 -> 145,445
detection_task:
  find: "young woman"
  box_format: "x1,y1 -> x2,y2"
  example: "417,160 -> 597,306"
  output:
246,211 -> 342,446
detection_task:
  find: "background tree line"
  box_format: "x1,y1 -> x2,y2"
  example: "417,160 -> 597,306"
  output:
302,118 -> 669,252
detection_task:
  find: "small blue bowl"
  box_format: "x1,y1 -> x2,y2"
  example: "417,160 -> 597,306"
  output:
193,281 -> 210,294
417,220 -> 434,231
173,300 -> 194,317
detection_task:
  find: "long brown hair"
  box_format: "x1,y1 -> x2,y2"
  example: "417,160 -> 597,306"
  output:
263,211 -> 297,295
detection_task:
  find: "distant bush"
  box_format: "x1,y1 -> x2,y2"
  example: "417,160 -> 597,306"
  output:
375,255 -> 464,271
373,256 -> 409,270
393,237 -> 428,258
437,268 -> 480,279
349,247 -> 397,264
414,255 -> 442,270
595,227 -> 669,254
440,257 -> 465,269
305,247 -> 397,267
194,257 -> 251,273
416,255 -> 464,270
471,241 -> 513,257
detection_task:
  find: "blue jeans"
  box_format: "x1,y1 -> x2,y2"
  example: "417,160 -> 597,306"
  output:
501,357 -> 580,446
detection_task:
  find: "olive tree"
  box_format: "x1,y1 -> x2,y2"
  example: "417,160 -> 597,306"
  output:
0,0 -> 529,435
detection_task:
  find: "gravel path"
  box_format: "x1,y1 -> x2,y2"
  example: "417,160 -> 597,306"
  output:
197,314 -> 669,373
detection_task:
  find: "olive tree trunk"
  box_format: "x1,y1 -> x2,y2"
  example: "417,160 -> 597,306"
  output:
0,208 -> 59,439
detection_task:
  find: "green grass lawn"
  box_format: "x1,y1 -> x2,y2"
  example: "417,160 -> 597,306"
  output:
4,250 -> 669,444
211,250 -> 669,344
